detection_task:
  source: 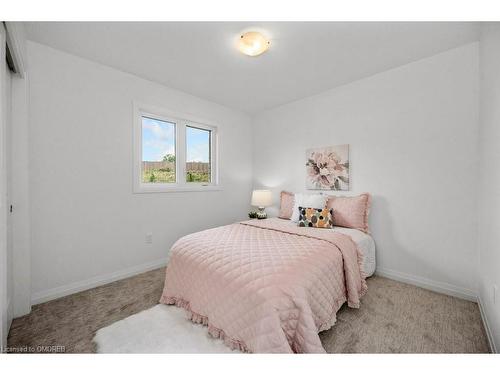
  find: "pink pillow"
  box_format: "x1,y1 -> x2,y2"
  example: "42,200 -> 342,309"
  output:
326,193 -> 371,233
279,191 -> 295,219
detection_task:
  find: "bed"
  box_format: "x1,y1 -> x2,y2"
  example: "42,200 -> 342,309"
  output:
160,217 -> 373,353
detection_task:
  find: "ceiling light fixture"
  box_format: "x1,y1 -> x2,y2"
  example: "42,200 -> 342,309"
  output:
237,31 -> 270,57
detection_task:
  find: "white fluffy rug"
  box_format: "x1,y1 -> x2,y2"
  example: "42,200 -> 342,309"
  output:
93,304 -> 238,353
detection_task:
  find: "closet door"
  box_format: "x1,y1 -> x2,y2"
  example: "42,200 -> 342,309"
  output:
0,22 -> 11,351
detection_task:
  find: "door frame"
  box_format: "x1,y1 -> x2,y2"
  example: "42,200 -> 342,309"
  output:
0,21 -> 12,351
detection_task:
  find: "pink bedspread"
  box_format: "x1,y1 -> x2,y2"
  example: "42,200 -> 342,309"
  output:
160,218 -> 367,353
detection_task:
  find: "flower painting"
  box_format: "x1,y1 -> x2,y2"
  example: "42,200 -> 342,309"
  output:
306,145 -> 350,191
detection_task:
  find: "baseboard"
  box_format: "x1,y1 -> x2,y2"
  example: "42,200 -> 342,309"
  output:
477,295 -> 498,353
31,258 -> 168,305
375,267 -> 477,302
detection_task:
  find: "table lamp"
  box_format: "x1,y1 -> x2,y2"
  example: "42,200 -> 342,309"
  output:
251,190 -> 273,219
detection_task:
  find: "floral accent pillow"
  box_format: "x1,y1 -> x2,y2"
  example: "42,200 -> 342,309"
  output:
291,193 -> 327,222
298,207 -> 334,228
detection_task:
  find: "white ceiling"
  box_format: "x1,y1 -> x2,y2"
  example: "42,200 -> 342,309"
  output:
24,22 -> 480,114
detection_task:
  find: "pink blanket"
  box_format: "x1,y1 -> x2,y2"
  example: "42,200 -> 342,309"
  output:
160,218 -> 367,353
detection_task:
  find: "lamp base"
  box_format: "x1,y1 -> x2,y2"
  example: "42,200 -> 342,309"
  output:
257,207 -> 267,219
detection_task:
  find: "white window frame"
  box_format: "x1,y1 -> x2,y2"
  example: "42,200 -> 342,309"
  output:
133,102 -> 220,193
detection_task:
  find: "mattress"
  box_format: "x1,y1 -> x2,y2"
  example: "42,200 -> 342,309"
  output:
331,226 -> 376,277
278,220 -> 376,277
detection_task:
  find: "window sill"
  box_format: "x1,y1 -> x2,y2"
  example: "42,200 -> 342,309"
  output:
133,184 -> 223,194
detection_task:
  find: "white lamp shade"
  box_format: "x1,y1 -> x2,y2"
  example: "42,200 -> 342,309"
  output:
251,190 -> 273,207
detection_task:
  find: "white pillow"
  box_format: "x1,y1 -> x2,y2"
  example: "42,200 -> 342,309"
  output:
290,193 -> 327,222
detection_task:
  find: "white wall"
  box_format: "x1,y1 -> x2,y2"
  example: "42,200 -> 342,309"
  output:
253,43 -> 480,299
478,23 -> 500,352
27,41 -> 253,303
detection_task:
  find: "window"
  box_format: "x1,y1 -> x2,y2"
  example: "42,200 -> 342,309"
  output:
186,126 -> 211,183
134,103 -> 218,192
141,116 -> 176,184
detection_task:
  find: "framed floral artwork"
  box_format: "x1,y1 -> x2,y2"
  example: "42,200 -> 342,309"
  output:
306,145 -> 350,191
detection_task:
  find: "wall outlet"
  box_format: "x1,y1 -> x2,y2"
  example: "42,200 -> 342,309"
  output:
145,232 -> 153,244
494,285 -> 498,305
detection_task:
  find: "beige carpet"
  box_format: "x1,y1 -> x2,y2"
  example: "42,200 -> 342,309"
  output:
7,267 -> 490,353
320,276 -> 489,353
